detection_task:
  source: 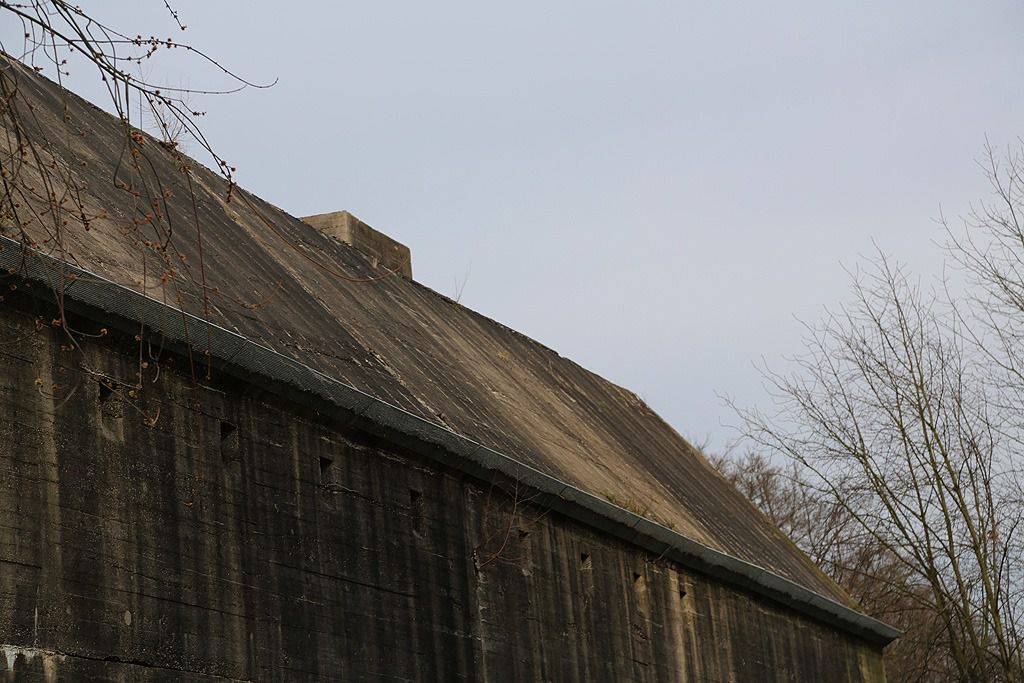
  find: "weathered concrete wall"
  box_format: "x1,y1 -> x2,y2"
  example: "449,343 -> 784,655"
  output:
0,298 -> 886,682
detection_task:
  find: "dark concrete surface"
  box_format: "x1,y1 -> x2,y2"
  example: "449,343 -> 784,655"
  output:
0,299 -> 886,681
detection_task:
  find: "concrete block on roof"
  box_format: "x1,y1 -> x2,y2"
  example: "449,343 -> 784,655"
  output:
302,210 -> 413,279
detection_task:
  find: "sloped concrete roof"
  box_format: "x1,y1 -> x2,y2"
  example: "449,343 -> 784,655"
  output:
2,56 -> 871,623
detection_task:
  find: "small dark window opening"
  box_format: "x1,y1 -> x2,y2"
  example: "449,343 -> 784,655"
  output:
409,488 -> 422,504
220,421 -> 240,464
98,381 -> 114,403
319,456 -> 333,480
633,572 -> 642,584
679,588 -> 688,599
580,552 -> 592,568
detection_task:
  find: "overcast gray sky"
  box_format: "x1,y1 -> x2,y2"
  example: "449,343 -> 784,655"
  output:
6,2 -> 1024,451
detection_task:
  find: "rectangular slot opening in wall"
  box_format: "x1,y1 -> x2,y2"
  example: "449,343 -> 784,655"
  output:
580,552 -> 592,570
220,420 -> 240,464
319,456 -> 333,481
96,379 -> 125,441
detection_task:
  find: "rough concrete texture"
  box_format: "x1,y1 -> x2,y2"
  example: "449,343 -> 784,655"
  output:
301,210 -> 413,279
0,299 -> 886,681
0,55 -> 851,605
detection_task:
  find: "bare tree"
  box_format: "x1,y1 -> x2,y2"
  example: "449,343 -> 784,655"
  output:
0,1 -> 274,242
733,203 -> 1024,681
0,1 -> 278,418
712,450 -> 966,682
949,143 -> 1024,429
